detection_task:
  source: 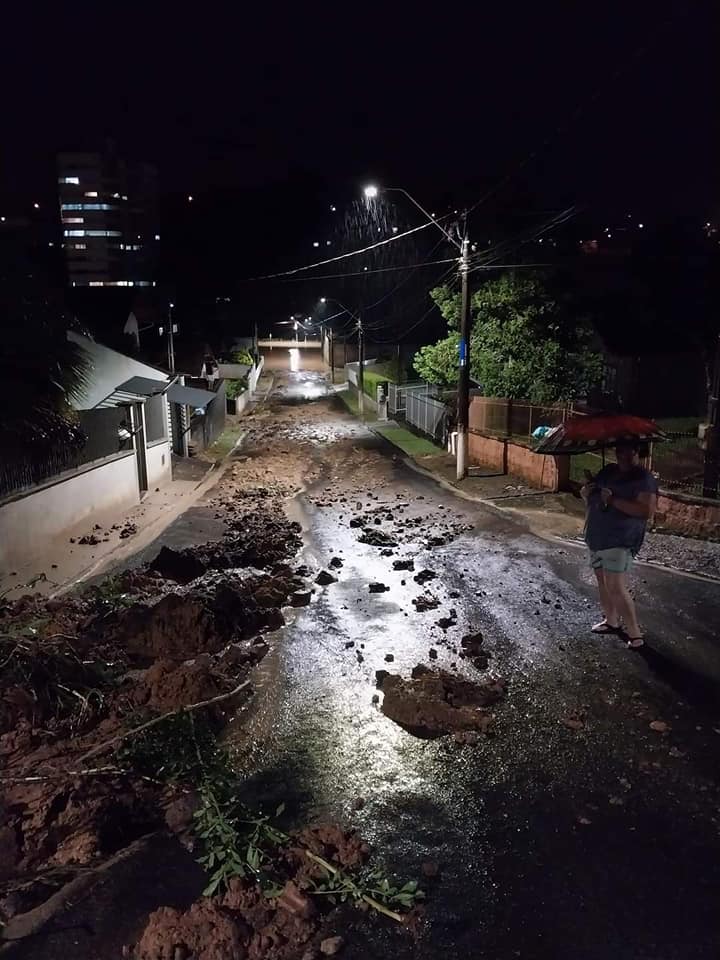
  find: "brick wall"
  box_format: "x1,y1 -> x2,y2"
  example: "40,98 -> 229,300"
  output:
468,432 -> 569,491
656,491 -> 720,539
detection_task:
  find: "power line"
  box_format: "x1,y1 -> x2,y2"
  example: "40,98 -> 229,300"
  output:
370,274 -> 460,344
246,219 -> 445,281
278,257 -> 458,282
464,12 -> 686,219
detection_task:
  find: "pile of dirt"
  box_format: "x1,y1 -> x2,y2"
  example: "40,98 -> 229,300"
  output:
379,665 -> 507,738
200,508 -> 303,570
150,546 -> 208,584
134,825 -> 368,960
0,501 -> 306,916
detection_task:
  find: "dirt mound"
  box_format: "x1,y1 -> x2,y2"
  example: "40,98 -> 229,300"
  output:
133,658 -> 230,714
2,772 -> 161,879
108,573 -> 292,663
112,593 -> 226,661
380,666 -> 506,738
202,509 -> 303,570
134,824 -> 370,960
150,546 -> 208,584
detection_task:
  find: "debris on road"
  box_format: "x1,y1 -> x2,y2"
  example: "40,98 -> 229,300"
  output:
316,570 -> 339,586
412,593 -> 440,612
379,665 -> 506,737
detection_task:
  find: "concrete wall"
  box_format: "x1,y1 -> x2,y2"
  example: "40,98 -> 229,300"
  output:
145,440 -> 172,488
248,357 -> 264,394
0,453 -> 139,570
468,432 -> 569,492
68,331 -> 170,410
229,390 -> 250,416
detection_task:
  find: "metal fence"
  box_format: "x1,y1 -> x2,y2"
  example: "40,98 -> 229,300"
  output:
388,381 -> 430,417
0,406 -> 129,501
406,390 -> 450,444
649,419 -> 704,498
469,397 -> 573,439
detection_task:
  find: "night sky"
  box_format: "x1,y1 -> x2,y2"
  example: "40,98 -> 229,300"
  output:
1,1 -> 716,335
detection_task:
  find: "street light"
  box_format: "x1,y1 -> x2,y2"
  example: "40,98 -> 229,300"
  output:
363,183 -> 471,479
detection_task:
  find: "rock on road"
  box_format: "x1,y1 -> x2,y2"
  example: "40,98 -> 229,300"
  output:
119,361 -> 720,959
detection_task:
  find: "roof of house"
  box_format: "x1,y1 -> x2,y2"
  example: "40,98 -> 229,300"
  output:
68,331 -> 171,410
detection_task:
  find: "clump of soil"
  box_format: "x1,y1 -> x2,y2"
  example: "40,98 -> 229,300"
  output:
134,824 -> 370,960
200,507 -> 303,570
379,665 -> 507,738
150,546 -> 208,584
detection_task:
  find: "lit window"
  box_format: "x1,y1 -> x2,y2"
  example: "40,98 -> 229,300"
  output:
112,192 -> 120,198
81,203 -> 115,210
89,281 -> 105,287
62,217 -> 84,224
64,229 -> 85,237
85,229 -> 122,236
154,234 -> 160,240
84,191 -> 98,197
61,203 -> 83,210
122,195 -> 128,200
59,176 -> 80,185
74,243 -> 87,249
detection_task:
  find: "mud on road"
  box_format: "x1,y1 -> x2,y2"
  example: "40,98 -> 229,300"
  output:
3,386 -> 720,960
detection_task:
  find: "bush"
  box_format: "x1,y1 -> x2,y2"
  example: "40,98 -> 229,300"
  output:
361,369 -> 394,400
225,377 -> 248,400
230,348 -> 254,366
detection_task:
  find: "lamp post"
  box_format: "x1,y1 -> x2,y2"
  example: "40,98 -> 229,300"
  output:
167,302 -> 176,374
321,297 -> 362,414
363,184 -> 470,480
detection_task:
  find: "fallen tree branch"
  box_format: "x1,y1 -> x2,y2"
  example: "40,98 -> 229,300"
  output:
304,850 -> 406,923
77,678 -> 252,765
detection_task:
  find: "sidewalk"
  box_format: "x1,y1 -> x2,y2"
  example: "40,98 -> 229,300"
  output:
0,422 -> 244,602
369,428 -> 720,580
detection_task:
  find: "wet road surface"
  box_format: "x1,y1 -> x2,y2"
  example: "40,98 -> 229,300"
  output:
130,367 -> 720,958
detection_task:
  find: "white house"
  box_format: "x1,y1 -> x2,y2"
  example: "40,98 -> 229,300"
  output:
0,333 -> 177,571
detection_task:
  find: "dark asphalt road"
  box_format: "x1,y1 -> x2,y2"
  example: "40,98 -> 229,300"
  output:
109,370 -> 720,959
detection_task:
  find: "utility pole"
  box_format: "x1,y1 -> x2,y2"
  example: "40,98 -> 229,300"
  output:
702,331 -> 720,498
456,234 -> 471,480
253,320 -> 259,362
357,317 -> 365,418
329,328 -> 335,384
167,302 -> 176,374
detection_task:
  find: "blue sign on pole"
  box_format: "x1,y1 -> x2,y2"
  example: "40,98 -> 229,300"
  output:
459,337 -> 467,367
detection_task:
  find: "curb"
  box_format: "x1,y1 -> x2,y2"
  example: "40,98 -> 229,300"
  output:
398,455 -> 719,585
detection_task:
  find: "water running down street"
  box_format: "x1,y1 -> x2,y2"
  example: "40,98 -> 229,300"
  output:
7,360 -> 720,960
137,362 -> 720,959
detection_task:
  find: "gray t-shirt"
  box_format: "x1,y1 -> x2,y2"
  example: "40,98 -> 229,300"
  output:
584,464 -> 658,554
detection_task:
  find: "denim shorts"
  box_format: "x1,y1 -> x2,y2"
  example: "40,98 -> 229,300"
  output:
589,547 -> 634,574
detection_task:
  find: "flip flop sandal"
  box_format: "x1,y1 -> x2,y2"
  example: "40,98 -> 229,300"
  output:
591,622 -> 622,635
626,636 -> 645,649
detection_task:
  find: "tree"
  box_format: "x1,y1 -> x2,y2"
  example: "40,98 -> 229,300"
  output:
413,272 -> 602,403
0,289 -> 91,457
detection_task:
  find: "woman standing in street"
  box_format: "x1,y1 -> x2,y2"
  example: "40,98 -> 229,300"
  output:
581,441 -> 658,648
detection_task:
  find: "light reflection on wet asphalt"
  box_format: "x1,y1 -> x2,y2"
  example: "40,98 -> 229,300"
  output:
228,375 -> 720,960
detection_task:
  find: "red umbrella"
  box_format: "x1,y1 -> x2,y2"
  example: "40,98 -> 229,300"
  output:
534,414 -> 666,455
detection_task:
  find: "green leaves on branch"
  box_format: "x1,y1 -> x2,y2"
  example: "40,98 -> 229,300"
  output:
413,272 -> 603,403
